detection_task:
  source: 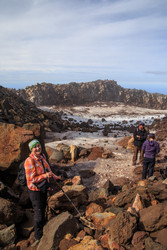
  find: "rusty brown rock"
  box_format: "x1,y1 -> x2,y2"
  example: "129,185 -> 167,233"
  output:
85,203 -> 104,218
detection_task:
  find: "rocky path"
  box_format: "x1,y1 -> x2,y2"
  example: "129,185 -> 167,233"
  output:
46,131 -> 137,191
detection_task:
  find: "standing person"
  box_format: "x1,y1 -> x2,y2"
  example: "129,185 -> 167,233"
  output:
142,133 -> 160,180
132,122 -> 147,166
24,139 -> 62,246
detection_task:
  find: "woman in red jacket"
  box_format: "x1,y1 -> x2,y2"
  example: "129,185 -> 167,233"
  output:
24,139 -> 62,246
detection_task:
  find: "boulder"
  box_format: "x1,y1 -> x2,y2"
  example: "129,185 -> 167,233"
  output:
59,238 -> 78,250
0,123 -> 34,172
139,203 -> 167,232
88,188 -> 108,202
85,203 -> 104,218
0,224 -> 16,247
37,212 -> 80,250
108,211 -> 137,246
91,212 -> 116,229
131,231 -> 148,249
0,197 -> 24,225
48,185 -> 88,211
145,237 -> 166,250
150,228 -> 167,248
18,209 -> 34,238
88,147 -> 104,160
68,236 -> 103,250
147,180 -> 167,201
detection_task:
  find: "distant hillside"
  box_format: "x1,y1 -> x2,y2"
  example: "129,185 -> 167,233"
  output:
15,80 -> 167,109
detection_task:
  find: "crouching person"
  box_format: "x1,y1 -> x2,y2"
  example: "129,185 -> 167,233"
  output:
142,133 -> 160,180
24,139 -> 62,247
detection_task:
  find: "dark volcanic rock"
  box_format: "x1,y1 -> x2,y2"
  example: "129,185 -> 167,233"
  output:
15,80 -> 167,109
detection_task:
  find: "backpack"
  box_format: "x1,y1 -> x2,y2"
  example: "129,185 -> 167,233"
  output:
18,161 -> 27,186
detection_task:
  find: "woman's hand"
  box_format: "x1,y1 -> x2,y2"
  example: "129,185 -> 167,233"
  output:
46,172 -> 53,178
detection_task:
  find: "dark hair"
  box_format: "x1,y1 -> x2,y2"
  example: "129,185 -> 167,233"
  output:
149,133 -> 155,139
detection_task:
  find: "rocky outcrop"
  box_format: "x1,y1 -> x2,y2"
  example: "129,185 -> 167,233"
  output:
15,80 -> 167,109
0,85 -> 64,131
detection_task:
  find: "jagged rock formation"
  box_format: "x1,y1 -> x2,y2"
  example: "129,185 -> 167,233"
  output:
15,80 -> 167,109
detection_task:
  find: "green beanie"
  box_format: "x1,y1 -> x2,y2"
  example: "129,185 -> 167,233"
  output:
28,139 -> 40,151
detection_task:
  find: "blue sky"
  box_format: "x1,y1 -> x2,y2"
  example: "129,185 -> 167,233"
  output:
0,0 -> 167,94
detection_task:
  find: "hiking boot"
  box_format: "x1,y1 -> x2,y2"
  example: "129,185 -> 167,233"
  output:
31,239 -> 40,247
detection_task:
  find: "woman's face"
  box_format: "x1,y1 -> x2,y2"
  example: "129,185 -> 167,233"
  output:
31,144 -> 42,157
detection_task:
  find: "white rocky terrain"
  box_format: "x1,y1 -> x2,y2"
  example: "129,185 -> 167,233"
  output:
42,102 -> 167,190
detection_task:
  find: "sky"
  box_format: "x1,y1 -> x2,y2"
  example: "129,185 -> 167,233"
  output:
0,0 -> 167,94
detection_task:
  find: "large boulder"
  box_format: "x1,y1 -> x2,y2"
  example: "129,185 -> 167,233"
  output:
0,197 -> 24,226
0,224 -> 16,248
108,211 -> 138,246
150,228 -> 167,248
139,203 -> 167,232
0,122 -> 44,173
48,185 -> 88,211
37,212 -> 80,250
0,123 -> 33,172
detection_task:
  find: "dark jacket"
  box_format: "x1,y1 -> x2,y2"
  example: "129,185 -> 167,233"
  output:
133,127 -> 147,147
142,140 -> 160,158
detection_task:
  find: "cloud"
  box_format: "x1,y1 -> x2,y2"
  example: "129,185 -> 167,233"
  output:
145,71 -> 167,75
0,0 -> 166,91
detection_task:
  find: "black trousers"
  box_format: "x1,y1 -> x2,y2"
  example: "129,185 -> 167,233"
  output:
142,157 -> 155,180
28,189 -> 47,240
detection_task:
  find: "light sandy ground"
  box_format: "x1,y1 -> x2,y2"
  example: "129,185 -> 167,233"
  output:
44,102 -> 167,190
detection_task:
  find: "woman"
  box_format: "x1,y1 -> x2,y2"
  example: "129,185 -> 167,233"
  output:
142,133 -> 160,180
24,139 -> 62,246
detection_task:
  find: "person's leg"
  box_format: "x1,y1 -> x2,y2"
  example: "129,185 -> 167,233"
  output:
139,147 -> 144,165
28,190 -> 47,240
132,146 -> 138,165
142,157 -> 148,179
148,158 -> 155,178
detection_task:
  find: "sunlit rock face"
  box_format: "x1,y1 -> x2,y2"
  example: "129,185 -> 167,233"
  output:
15,80 -> 167,109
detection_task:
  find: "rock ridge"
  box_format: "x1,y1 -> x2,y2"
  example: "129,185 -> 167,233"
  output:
15,80 -> 167,109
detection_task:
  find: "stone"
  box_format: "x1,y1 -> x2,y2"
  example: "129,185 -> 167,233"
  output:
139,203 -> 167,232
91,212 -> 116,229
88,147 -> 104,160
85,203 -> 104,218
59,238 -> 78,250
162,178 -> 167,184
145,237 -> 166,250
98,234 -> 110,249
108,211 -> 137,246
132,193 -> 143,212
88,188 -> 108,202
0,197 -> 23,225
72,176 -> 82,185
150,228 -> 167,248
18,209 -> 34,238
50,149 -> 64,162
70,145 -> 77,162
147,180 -> 167,201
148,176 -> 157,181
48,185 -> 87,211
0,123 -> 34,172
0,224 -> 16,247
103,179 -> 115,194
37,212 -> 80,250
132,231 -> 148,249
68,236 -> 103,250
